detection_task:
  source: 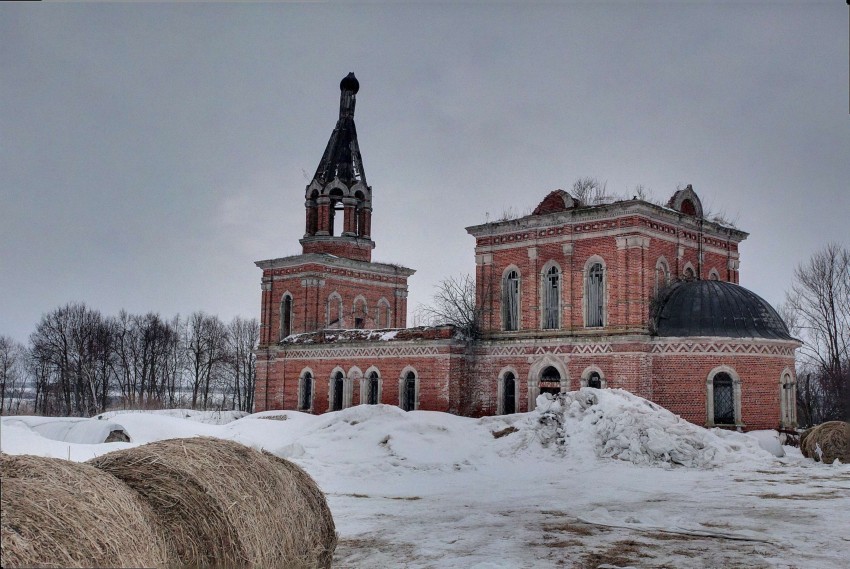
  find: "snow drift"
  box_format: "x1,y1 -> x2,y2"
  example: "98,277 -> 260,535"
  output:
2,416 -> 129,444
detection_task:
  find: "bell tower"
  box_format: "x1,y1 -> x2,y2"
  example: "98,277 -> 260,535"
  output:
256,73 -> 414,347
300,72 -> 374,262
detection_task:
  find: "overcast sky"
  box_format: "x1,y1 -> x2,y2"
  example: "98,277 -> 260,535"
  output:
2,3 -> 848,343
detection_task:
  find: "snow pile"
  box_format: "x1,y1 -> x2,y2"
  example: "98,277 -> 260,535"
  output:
1,416 -> 128,444
533,388 -> 771,468
95,409 -> 248,424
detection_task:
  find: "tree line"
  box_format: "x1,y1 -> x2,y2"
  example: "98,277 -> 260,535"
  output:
0,304 -> 258,417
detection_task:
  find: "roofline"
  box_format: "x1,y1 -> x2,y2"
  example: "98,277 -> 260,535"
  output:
465,198 -> 748,241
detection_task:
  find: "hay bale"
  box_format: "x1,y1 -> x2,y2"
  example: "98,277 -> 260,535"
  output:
89,437 -> 336,568
800,421 -> 850,464
0,453 -> 168,568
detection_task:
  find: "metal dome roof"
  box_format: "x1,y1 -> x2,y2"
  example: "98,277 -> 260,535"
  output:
653,280 -> 794,340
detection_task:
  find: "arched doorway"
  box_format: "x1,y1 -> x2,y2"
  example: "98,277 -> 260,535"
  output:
503,372 -> 516,415
402,371 -> 416,411
332,371 -> 344,411
539,366 -> 561,396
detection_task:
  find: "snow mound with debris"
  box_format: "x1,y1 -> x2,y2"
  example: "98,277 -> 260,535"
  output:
533,388 -> 771,468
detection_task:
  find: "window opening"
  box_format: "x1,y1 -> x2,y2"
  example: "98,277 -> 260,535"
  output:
503,270 -> 520,331
281,296 -> 292,338
367,372 -> 379,405
301,373 -> 313,410
586,263 -> 604,327
713,373 -> 734,424
543,266 -> 560,329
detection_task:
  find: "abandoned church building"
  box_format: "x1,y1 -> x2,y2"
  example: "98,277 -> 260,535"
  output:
254,73 -> 799,431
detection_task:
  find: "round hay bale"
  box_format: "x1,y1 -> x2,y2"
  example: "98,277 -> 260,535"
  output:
0,453 -> 168,568
88,437 -> 336,568
800,421 -> 850,464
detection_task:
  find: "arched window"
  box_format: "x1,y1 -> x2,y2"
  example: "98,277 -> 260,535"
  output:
503,269 -> 520,331
683,264 -> 696,281
712,373 -> 734,424
280,294 -> 293,339
367,371 -> 380,405
708,269 -> 720,281
585,262 -> 604,327
655,258 -> 670,293
706,367 -> 742,427
780,371 -> 796,428
327,293 -> 343,328
401,370 -> 417,411
587,372 -> 602,389
300,372 -> 313,411
542,265 -> 560,330
331,371 -> 344,411
680,199 -> 697,216
503,372 -> 516,415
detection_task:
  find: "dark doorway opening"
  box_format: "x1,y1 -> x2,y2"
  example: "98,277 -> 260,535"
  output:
539,366 -> 561,396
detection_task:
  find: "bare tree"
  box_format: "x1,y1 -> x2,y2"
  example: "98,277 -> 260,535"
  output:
784,243 -> 850,424
571,177 -> 609,205
417,274 -> 481,338
0,335 -> 26,414
226,317 -> 259,412
186,312 -> 228,410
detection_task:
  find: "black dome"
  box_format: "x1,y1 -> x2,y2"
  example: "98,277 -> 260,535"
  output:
340,72 -> 359,93
653,280 -> 794,340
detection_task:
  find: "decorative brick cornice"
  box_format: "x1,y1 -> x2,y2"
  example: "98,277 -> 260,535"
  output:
256,253 -> 415,277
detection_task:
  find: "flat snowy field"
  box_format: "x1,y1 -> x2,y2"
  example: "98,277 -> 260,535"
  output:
2,389 -> 848,569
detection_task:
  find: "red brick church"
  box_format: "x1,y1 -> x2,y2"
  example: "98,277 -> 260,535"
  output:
254,73 -> 799,431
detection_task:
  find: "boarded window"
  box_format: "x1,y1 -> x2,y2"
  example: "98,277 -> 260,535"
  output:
301,373 -> 313,410
367,372 -> 379,405
543,266 -> 560,329
713,373 -> 734,424
503,270 -> 520,331
655,260 -> 670,292
280,296 -> 293,339
403,371 -> 416,411
586,263 -> 604,327
503,372 -> 516,415
332,371 -> 344,411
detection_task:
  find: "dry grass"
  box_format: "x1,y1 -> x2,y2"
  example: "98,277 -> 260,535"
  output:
0,453 -> 168,568
89,437 -> 337,568
800,421 -> 850,464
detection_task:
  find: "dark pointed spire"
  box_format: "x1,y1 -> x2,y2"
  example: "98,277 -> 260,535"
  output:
312,72 -> 366,186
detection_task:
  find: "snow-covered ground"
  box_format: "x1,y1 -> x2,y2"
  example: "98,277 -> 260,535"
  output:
2,390 -> 848,568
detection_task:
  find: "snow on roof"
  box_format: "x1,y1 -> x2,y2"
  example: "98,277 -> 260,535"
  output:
281,325 -> 457,345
